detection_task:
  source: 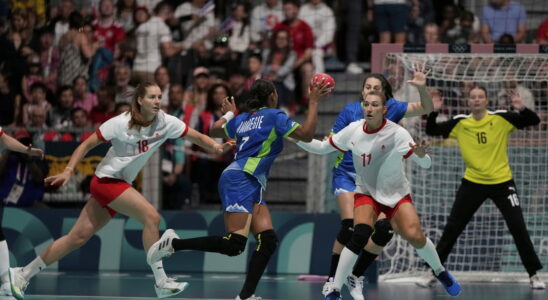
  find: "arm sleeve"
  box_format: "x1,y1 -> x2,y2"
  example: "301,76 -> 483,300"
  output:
166,115 -> 188,139
224,117 -> 237,139
425,112 -> 460,138
389,99 -> 409,123
159,22 -> 172,43
275,112 -> 300,137
315,9 -> 335,48
96,117 -> 119,142
497,108 -> 540,130
331,104 -> 353,133
297,139 -> 338,155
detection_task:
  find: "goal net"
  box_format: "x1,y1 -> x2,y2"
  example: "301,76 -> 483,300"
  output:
379,53 -> 548,282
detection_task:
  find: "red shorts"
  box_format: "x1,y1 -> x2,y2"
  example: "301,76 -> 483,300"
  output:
353,193 -> 413,219
90,175 -> 131,217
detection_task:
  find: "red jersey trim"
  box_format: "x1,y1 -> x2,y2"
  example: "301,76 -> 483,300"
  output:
329,136 -> 346,153
403,148 -> 414,159
180,124 -> 189,138
363,119 -> 387,134
95,129 -> 109,142
0,130 -> 3,137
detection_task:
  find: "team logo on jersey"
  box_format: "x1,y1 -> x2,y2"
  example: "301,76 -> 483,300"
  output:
381,145 -> 385,150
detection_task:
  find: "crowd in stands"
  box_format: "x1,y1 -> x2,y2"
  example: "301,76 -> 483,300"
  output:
0,0 -> 546,208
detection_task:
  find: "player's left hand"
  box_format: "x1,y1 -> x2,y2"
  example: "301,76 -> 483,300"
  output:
214,141 -> 235,153
407,61 -> 431,87
409,139 -> 430,158
508,90 -> 525,111
221,96 -> 237,114
27,144 -> 44,159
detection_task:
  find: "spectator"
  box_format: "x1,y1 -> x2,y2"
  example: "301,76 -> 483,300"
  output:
250,0 -> 283,48
154,65 -> 171,107
373,0 -> 407,43
72,76 -> 98,113
113,64 -> 135,103
299,0 -> 336,74
424,23 -> 441,44
11,0 -> 46,26
89,86 -> 116,126
174,0 -> 216,51
116,0 -> 137,32
498,33 -> 515,44
183,66 -> 210,129
7,9 -> 34,57
219,2 -> 250,62
345,0 -> 365,74
21,55 -> 51,102
89,0 -> 126,91
206,36 -> 239,82
439,4 -> 459,42
133,2 -> 183,82
49,85 -> 74,129
481,0 -> 526,44
0,73 -> 21,126
58,11 -> 96,86
35,29 -> 60,90
22,82 -> 51,125
536,19 -> 548,44
407,0 -> 435,44
69,107 -> 93,141
162,83 -> 191,209
227,69 -> 247,109
244,53 -> 263,91
429,87 -> 450,122
262,29 -> 296,111
0,129 -> 48,207
497,72 -> 535,110
193,83 -> 232,204
273,0 -> 314,106
27,106 -> 48,149
444,10 -> 480,44
49,0 -> 75,46
137,0 -> 161,12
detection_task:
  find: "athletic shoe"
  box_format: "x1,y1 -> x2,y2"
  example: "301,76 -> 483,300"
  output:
154,277 -> 188,298
530,274 -> 546,289
322,277 -> 334,297
346,63 -> 363,74
147,229 -> 179,265
235,295 -> 262,300
434,270 -> 461,296
8,268 -> 28,300
0,282 -> 12,296
346,274 -> 365,300
415,272 -> 436,288
325,290 -> 342,300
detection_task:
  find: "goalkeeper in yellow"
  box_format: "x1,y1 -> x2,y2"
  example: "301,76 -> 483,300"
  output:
423,85 -> 545,289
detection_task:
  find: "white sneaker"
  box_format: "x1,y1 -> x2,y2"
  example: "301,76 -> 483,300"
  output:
147,229 -> 179,265
8,268 -> 28,300
0,282 -> 12,296
322,277 -> 334,297
346,274 -> 365,300
154,277 -> 188,298
530,274 -> 546,289
346,62 -> 364,74
235,295 -> 262,300
415,272 -> 436,288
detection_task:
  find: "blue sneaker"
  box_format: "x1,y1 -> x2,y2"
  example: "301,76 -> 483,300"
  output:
325,290 -> 341,300
435,270 -> 461,296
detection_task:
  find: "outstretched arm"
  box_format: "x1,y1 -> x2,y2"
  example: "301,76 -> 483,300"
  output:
296,138 -> 339,155
408,141 -> 431,169
0,133 -> 43,158
405,61 -> 434,117
185,127 -> 233,153
45,133 -> 103,186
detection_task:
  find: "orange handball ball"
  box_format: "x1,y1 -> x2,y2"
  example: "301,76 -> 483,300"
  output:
310,73 -> 335,95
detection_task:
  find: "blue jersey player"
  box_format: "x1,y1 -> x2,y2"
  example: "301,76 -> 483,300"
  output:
148,79 -> 331,300
324,64 -> 435,300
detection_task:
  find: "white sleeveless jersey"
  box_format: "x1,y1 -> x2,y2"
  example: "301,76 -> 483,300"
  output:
329,119 -> 415,207
95,111 -> 188,183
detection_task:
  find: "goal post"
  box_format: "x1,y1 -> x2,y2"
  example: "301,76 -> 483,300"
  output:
372,44 -> 548,282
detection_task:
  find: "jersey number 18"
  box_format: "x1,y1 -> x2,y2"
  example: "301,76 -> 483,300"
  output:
137,140 -> 149,153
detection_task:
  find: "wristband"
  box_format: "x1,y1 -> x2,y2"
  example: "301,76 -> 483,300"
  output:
222,111 -> 234,122
65,166 -> 74,173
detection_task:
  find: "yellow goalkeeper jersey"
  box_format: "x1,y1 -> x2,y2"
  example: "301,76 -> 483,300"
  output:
426,108 -> 540,185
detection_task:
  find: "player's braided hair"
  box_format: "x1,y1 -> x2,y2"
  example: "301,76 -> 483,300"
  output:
246,79 -> 276,111
362,73 -> 394,100
129,81 -> 158,130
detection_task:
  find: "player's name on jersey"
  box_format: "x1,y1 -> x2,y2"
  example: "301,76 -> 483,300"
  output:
237,116 -> 265,134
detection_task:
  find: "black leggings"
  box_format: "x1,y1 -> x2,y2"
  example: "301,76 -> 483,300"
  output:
436,179 -> 543,276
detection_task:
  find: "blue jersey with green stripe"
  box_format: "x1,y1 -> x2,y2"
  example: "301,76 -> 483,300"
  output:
224,108 -> 299,188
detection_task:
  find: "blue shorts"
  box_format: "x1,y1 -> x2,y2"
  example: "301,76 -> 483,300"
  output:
374,4 -> 408,33
218,169 -> 265,213
332,168 -> 356,197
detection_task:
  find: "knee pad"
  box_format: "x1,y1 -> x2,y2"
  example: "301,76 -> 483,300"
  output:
336,219 -> 354,245
219,233 -> 248,257
346,224 -> 374,255
371,219 -> 394,247
255,229 -> 278,257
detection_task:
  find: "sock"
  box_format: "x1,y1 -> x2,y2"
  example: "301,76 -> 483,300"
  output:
333,247 -> 359,290
23,256 -> 46,281
415,238 -> 444,276
328,254 -> 340,278
172,236 -> 223,252
0,241 -> 9,284
151,260 -> 168,285
352,250 -> 377,277
238,251 -> 268,299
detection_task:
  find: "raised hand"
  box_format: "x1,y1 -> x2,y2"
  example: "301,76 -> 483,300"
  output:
407,61 -> 432,87
221,96 -> 237,114
308,78 -> 332,100
409,139 -> 430,158
507,90 -> 525,111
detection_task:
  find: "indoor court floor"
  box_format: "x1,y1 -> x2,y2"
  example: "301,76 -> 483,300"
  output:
5,271 -> 547,300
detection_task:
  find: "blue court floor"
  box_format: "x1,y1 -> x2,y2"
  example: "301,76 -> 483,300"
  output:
6,271 -> 547,300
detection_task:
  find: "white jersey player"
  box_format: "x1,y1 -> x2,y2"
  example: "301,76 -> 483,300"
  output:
8,82 -> 232,300
297,91 -> 462,300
